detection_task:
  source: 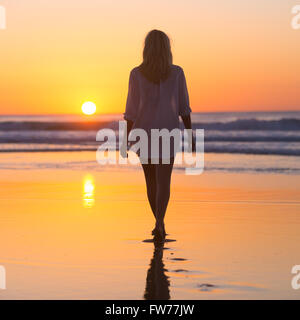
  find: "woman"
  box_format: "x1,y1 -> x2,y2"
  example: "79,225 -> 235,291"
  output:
122,30 -> 194,240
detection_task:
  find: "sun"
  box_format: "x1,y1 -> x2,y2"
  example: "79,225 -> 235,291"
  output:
82,102 -> 96,115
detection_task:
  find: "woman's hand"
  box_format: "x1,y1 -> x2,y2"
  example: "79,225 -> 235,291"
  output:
120,143 -> 128,158
186,129 -> 196,153
188,134 -> 196,153
191,135 -> 196,152
181,115 -> 195,152
120,119 -> 133,158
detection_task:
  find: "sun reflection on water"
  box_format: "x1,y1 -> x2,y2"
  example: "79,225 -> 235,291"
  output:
82,174 -> 95,208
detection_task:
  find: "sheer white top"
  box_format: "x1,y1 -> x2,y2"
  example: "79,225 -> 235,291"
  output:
124,65 -> 191,160
124,64 -> 191,130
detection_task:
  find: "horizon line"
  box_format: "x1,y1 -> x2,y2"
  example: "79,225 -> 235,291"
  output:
1,109 -> 300,117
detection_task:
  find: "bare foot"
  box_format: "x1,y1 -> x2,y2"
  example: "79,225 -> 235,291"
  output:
152,224 -> 167,237
154,222 -> 166,240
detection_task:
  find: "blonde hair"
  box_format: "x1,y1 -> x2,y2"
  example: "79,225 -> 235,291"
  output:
139,30 -> 173,84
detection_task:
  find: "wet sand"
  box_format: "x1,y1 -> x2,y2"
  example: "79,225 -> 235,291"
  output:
0,152 -> 300,299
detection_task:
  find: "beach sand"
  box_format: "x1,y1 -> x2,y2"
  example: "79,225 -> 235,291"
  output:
0,152 -> 300,299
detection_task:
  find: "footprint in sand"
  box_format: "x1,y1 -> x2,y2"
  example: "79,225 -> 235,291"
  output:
173,269 -> 189,272
197,283 -> 217,292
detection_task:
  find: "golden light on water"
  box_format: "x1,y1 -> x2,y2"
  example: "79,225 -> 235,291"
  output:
82,174 -> 95,208
81,102 -> 96,115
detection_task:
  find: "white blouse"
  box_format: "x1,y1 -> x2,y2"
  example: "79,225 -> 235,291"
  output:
124,65 -> 192,160
124,64 -> 191,129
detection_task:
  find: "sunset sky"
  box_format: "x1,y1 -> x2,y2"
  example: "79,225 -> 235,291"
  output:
0,0 -> 299,114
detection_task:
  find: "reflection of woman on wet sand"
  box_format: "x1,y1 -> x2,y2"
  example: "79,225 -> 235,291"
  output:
144,240 -> 170,300
122,30 -> 194,240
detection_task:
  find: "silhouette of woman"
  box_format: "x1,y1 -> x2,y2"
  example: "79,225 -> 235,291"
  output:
122,30 -> 194,240
144,239 -> 170,300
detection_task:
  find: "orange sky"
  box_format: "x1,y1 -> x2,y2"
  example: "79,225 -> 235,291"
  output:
0,0 -> 299,114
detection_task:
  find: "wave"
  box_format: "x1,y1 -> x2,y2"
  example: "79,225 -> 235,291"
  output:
203,146 -> 300,156
1,118 -> 300,131
191,118 -> 300,131
1,116 -> 300,156
0,121 -> 111,131
1,130 -> 300,144
1,143 -> 300,156
1,137 -> 300,144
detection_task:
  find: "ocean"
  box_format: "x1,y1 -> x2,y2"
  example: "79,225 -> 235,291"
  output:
1,111 -> 300,174
1,112 -> 300,300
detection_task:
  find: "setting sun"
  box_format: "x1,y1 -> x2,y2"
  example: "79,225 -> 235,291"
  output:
82,102 -> 96,115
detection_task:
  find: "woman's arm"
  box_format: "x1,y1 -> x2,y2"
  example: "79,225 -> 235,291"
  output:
120,119 -> 133,158
181,114 -> 196,152
178,68 -> 195,151
125,119 -> 134,141
181,114 -> 192,130
121,69 -> 139,158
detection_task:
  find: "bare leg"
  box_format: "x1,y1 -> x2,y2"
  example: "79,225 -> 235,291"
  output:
155,157 -> 174,236
141,161 -> 157,219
